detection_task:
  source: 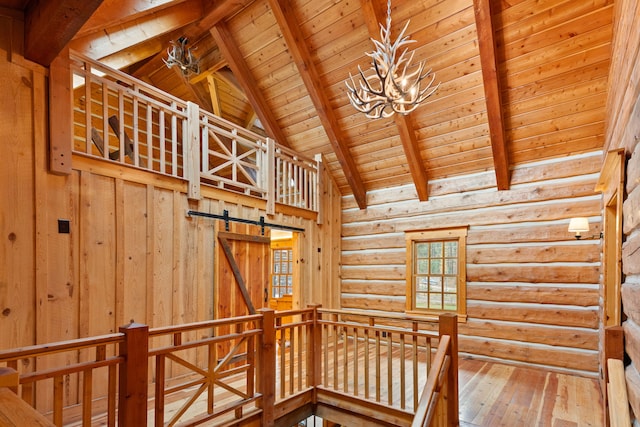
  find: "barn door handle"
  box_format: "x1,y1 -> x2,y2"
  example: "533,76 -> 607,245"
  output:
264,288 -> 268,302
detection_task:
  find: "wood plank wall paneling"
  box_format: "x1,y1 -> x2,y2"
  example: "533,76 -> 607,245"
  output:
341,151 -> 603,375
610,0 -> 640,418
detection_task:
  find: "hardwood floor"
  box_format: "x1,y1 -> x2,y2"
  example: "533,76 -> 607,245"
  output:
458,358 -> 604,427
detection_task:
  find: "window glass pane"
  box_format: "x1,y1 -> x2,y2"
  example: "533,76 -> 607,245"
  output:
444,276 -> 457,292
445,259 -> 457,275
417,259 -> 429,274
416,277 -> 429,291
417,243 -> 429,258
415,293 -> 428,308
429,294 -> 442,309
430,259 -> 442,275
444,241 -> 457,257
444,294 -> 457,310
430,242 -> 443,257
429,277 -> 442,292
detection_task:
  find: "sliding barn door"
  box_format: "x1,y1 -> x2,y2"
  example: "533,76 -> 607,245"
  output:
214,224 -> 270,368
215,225 -> 270,319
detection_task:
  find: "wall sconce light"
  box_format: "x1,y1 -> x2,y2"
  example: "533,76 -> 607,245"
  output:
568,217 -> 590,239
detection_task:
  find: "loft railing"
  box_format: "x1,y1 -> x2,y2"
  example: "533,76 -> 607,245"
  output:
69,51 -> 319,213
0,308 -> 458,426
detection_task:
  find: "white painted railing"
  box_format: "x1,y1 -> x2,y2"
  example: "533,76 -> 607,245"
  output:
69,51 -> 319,213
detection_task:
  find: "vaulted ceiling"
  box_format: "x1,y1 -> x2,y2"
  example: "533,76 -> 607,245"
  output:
3,0 -> 613,209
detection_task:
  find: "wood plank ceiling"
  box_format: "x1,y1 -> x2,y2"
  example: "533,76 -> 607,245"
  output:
4,0 -> 613,209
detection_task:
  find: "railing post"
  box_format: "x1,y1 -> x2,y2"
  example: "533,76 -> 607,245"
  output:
307,304 -> 322,402
118,322 -> 149,427
266,138 -> 276,215
186,101 -> 201,200
439,313 -> 459,427
258,308 -> 276,426
314,153 -> 323,224
604,325 -> 624,427
0,367 -> 19,393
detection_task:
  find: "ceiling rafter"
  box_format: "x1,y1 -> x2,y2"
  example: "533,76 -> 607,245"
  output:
196,0 -> 254,32
268,0 -> 368,209
472,0 -> 510,190
69,0 -> 202,60
210,21 -> 289,147
74,0 -> 185,39
25,0 -> 104,66
361,0 -> 430,201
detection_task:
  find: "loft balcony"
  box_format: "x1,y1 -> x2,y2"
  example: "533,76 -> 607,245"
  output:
65,51 -> 320,215
0,308 -> 459,427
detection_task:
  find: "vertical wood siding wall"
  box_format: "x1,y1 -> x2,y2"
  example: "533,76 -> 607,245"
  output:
341,152 -> 603,375
608,0 -> 640,418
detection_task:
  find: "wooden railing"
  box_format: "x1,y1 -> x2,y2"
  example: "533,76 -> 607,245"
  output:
0,329 -> 126,426
69,51 -> 319,213
0,307 -> 458,426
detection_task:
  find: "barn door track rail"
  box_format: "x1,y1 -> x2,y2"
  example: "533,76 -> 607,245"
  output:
187,209 -> 305,234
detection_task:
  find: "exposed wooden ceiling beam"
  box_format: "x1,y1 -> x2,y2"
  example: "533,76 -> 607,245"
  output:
268,0 -> 368,209
74,0 -> 186,39
473,0 -> 510,190
361,0 -> 429,201
210,21 -> 290,147
206,74 -> 222,116
197,0 -> 253,31
98,36 -> 165,70
69,0 -> 202,60
24,0 -> 104,66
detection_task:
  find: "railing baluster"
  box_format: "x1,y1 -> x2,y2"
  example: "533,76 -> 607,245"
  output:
117,89 -> 125,163
413,322 -> 419,410
365,322 -> 370,400
159,109 -> 166,174
84,65 -> 91,155
155,354 -> 165,426
207,343 -> 215,414
353,326 -> 359,397
171,102 -> 177,176
53,374 -> 63,426
332,314 -> 338,390
101,82 -> 109,159
132,93 -> 139,167
107,364 -> 117,427
83,369 -> 93,425
375,328 -> 381,402
146,103 -> 153,171
387,331 -> 393,406
297,321 -> 303,391
342,324 -> 348,393
400,333 -> 406,409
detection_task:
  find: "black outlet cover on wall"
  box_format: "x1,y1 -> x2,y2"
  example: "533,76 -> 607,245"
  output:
58,219 -> 70,234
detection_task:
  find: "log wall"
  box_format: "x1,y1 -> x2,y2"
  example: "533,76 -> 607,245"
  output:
606,0 -> 640,419
341,151 -> 603,375
0,8 -> 341,406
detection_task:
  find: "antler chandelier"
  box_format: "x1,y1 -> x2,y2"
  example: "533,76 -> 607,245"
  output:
346,0 -> 439,119
164,36 -> 200,76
